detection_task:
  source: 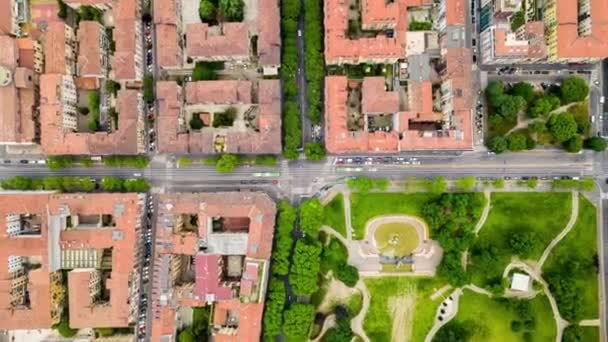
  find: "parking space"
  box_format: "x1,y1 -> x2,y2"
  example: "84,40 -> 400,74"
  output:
334,156 -> 422,166
135,195 -> 154,342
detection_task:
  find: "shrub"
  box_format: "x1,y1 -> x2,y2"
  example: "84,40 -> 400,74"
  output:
510,320 -> 522,332
189,114 -> 205,130
335,265 -> 359,287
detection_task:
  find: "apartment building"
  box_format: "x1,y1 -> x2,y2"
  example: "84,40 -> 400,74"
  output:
44,22 -> 77,75
0,35 -> 41,145
0,193 -> 145,330
0,0 -> 29,37
154,0 -> 182,69
112,0 -> 143,82
156,80 -> 281,154
149,192 -> 276,341
480,0 -> 608,64
77,21 -> 109,78
323,0 -> 473,153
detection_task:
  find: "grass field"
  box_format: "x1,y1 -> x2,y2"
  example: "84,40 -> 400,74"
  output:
469,192 -> 572,287
351,193 -> 436,240
374,222 -> 420,257
322,193 -> 347,237
543,197 -> 599,320
448,290 -> 556,342
363,277 -> 445,342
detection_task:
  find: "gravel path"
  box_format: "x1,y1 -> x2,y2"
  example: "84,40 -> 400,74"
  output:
474,190 -> 492,234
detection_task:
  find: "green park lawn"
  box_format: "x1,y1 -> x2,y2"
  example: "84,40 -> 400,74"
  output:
364,277 -> 445,342
447,289 -> 556,342
543,197 -> 599,320
322,193 -> 347,237
350,193 -> 436,240
374,222 -> 420,257
469,192 -> 572,287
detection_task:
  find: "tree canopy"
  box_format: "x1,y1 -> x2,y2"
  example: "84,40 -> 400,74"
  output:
560,76 -> 589,104
509,82 -> 536,104
219,0 -> 244,21
304,142 -> 326,160
565,135 -> 583,153
507,133 -> 528,151
283,304 -> 315,341
289,240 -> 322,296
215,154 -> 239,173
584,136 -> 608,152
547,112 -> 578,142
299,198 -> 324,237
487,135 -> 508,153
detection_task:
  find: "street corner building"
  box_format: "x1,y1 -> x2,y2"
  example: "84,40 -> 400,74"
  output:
149,192 -> 276,341
0,192 -> 146,330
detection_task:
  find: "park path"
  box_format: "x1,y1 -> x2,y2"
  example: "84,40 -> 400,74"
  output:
423,289 -> 462,342
474,190 -> 492,234
579,319 -> 600,326
343,190 -> 353,240
309,315 -> 335,342
537,191 -> 579,272
505,102 -> 578,136
504,261 -> 568,342
350,279 -> 371,342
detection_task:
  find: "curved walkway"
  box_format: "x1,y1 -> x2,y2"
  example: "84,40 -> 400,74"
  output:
310,314 -> 335,342
350,279 -> 371,342
504,261 -> 568,341
474,190 -> 492,234
423,289 -> 462,342
536,191 -> 579,271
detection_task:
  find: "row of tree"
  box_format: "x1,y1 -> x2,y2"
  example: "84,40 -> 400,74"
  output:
0,176 -> 150,193
103,155 -> 150,168
303,0 -> 324,125
346,176 -> 389,194
281,0 -> 302,159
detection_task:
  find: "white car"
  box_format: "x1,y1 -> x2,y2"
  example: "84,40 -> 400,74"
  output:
134,173 -> 142,177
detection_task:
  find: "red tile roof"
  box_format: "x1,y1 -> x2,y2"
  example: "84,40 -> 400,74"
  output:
156,24 -> 180,68
157,80 -> 281,154
186,23 -> 249,60
0,193 -> 142,330
112,0 -> 140,80
43,22 -> 73,74
40,76 -> 142,155
77,21 -> 104,76
212,300 -> 264,342
555,0 -> 608,59
257,0 -> 281,66
194,254 -> 233,301
185,81 -> 252,105
361,77 -> 399,114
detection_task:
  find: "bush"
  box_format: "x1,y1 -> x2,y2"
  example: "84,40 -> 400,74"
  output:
95,328 -> 116,337
54,319 -> 78,338
304,142 -> 326,161
510,320 -> 522,332
487,135 -> 508,153
584,136 -> 607,152
57,0 -> 68,18
215,154 -> 239,173
199,0 -> 215,23
565,135 -> 583,153
219,0 -> 245,22
335,264 -> 359,287
143,74 -> 154,102
212,107 -> 237,127
189,113 -> 205,130
409,20 -> 432,31
105,80 -> 121,96
78,106 -> 90,115
507,133 -> 527,151
192,62 -> 222,81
